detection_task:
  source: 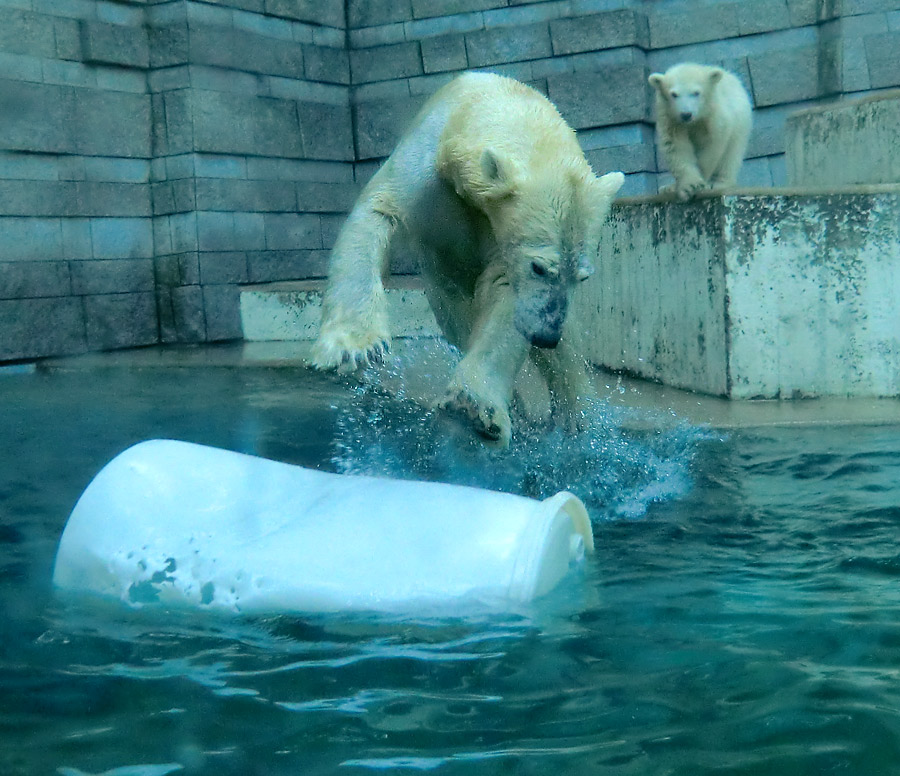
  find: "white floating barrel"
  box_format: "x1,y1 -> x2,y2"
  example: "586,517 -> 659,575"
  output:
53,440 -> 593,614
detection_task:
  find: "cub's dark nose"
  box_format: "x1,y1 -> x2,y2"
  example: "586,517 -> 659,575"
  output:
680,111 -> 693,122
529,333 -> 560,349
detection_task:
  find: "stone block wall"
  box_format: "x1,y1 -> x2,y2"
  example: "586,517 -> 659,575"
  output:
1,0 -> 899,361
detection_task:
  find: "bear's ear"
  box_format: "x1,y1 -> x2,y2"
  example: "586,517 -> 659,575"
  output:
478,148 -> 519,200
708,68 -> 725,86
648,73 -> 666,93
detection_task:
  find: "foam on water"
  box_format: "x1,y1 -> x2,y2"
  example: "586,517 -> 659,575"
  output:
330,341 -> 710,522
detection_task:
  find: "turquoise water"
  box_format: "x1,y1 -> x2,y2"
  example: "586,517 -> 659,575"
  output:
3,363 -> 900,775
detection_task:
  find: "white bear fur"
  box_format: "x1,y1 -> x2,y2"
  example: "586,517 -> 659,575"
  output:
648,63 -> 753,201
311,72 -> 624,446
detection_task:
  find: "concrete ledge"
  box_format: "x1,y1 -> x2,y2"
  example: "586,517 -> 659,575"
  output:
239,276 -> 440,341
786,90 -> 900,186
572,187 -> 900,399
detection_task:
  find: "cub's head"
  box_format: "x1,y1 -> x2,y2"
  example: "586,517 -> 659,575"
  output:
476,150 -> 625,349
648,63 -> 724,125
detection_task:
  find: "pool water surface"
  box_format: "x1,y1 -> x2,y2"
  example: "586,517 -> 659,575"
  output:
3,359 -> 900,775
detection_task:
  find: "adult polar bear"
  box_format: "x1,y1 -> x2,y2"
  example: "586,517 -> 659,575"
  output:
312,72 -> 624,446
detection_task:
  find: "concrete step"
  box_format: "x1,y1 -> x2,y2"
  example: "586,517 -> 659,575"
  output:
239,276 -> 440,342
786,90 -> 900,187
574,186 -> 900,399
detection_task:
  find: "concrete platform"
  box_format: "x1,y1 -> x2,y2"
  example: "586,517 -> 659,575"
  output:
786,90 -> 900,187
573,186 -> 900,400
240,277 -> 439,342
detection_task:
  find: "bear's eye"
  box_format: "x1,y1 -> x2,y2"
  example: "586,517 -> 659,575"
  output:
691,90 -> 701,97
670,90 -> 679,98
531,261 -> 547,277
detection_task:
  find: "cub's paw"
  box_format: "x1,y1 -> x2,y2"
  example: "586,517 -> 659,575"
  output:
674,177 -> 708,201
438,386 -> 511,447
311,329 -> 391,373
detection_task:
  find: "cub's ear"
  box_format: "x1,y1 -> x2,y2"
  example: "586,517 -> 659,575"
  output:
648,73 -> 666,92
478,148 -> 519,200
708,67 -> 725,85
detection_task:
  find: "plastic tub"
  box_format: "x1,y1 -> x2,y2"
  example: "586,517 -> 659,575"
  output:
53,439 -> 593,614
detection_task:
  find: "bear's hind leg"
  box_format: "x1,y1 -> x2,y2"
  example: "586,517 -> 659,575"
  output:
312,203 -> 396,372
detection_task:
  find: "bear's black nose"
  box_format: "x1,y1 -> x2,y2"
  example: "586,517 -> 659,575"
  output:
529,333 -> 560,349
680,111 -> 693,122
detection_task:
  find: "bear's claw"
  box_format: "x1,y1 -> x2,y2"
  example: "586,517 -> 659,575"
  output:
438,387 -> 510,445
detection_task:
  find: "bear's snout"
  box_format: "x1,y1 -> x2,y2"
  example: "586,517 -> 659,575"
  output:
679,111 -> 693,122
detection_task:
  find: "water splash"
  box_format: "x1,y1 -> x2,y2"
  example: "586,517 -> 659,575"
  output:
330,341 -> 709,522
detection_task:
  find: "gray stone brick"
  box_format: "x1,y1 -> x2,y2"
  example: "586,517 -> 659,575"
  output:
412,0 -> 505,18
320,213 -> 345,250
194,178 -> 296,212
421,33 -> 468,73
202,283 -> 243,341
351,41 -> 423,83
85,291 -> 158,350
0,9 -> 58,58
148,21 -> 188,68
62,87 -> 151,157
79,20 -> 150,69
786,0 -> 818,25
170,212 -> 199,253
0,217 -> 63,261
232,212 -> 267,250
263,0 -> 344,28
0,80 -> 68,155
844,0 -> 900,12
295,181 -> 360,213
584,142 -> 656,176
354,93 -> 424,160
246,249 -> 329,282
199,251 -> 249,284
62,218 -> 93,258
748,45 -> 822,106
405,10 -> 484,40
738,0 -> 792,35
350,23 -> 407,48
157,283 -> 205,343
465,22 -> 552,68
550,10 -> 648,56
90,217 -> 154,259
74,181 -> 152,217
297,101 -> 355,161
190,25 -> 305,80
866,32 -> 900,89
348,0 -> 413,28
0,297 -> 86,360
303,44 -> 351,84
83,157 -> 150,184
547,64 -> 649,129
70,258 -> 154,294
154,251 -> 201,287
0,261 -> 70,299
264,213 -> 322,250
192,90 -> 304,158
648,4 -> 741,49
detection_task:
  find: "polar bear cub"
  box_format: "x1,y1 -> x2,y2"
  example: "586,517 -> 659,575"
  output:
648,63 -> 753,200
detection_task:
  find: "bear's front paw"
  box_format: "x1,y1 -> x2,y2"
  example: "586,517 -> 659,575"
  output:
438,387 -> 511,447
311,330 -> 391,373
674,177 -> 708,201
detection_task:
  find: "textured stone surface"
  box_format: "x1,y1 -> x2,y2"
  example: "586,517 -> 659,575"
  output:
571,189 -> 900,399
2,0 -> 900,366
786,91 -> 900,186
